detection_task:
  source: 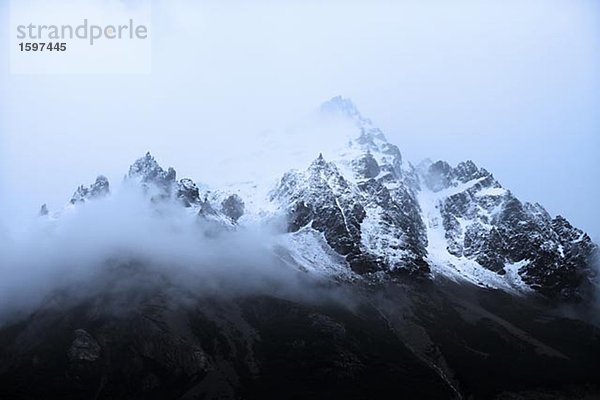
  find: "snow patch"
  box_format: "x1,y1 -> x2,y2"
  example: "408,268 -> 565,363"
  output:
418,181 -> 532,294
475,187 -> 507,197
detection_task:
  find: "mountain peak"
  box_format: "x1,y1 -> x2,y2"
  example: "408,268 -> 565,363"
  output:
309,153 -> 331,172
128,153 -> 176,189
320,96 -> 362,118
70,175 -> 110,204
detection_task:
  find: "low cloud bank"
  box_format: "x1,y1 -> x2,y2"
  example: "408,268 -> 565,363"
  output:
0,184 -> 337,325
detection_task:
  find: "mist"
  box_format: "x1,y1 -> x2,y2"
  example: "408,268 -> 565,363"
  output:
0,0 -> 598,242
0,0 -> 598,321
0,179 -> 349,325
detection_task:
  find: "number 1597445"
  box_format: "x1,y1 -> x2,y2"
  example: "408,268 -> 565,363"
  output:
19,42 -> 66,51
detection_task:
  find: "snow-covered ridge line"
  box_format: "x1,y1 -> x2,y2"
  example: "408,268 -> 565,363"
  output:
38,96 -> 598,302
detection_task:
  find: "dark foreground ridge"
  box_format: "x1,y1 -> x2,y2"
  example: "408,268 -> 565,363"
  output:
0,270 -> 599,400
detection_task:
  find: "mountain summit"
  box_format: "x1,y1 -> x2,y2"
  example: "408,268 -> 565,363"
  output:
53,98 -> 598,301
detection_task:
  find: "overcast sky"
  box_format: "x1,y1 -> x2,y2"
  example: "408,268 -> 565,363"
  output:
1,0 -> 599,239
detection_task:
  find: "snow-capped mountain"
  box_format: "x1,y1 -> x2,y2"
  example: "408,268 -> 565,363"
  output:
419,159 -> 597,300
5,97 -> 599,400
50,96 -> 597,302
271,96 -> 596,300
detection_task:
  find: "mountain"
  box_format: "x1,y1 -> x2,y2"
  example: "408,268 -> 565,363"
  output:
1,97 -> 598,400
63,96 -> 592,301
269,96 -> 597,301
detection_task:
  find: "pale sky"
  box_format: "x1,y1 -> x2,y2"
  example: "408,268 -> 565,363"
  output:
1,0 -> 599,240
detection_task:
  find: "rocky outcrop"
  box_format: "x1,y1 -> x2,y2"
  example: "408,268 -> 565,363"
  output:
39,204 -> 49,216
420,159 -> 597,301
273,148 -> 427,275
70,175 -> 110,204
128,152 -> 176,198
273,154 -> 366,261
271,97 -> 596,298
177,178 -> 200,207
221,194 -> 245,222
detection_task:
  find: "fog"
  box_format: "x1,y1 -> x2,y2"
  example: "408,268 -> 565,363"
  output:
1,0 -> 598,237
0,0 -> 599,317
0,179 -> 354,324
1,0 -> 598,242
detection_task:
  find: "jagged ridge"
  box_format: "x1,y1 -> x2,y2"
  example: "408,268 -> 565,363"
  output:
46,98 -> 598,301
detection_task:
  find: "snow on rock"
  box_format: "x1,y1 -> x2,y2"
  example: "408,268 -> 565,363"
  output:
176,178 -> 200,207
70,175 -> 110,204
418,158 -> 597,300
35,98 -> 598,302
273,225 -> 355,279
129,152 -> 176,188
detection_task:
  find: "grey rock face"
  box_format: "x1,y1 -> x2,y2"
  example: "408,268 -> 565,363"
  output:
274,149 -> 428,276
423,161 -> 453,192
421,160 -> 597,300
39,204 -> 49,216
272,98 -> 429,276
423,160 -> 489,193
271,98 -> 597,298
274,154 -> 365,259
128,152 -> 176,197
352,151 -> 380,179
177,178 -> 200,207
221,194 -> 245,222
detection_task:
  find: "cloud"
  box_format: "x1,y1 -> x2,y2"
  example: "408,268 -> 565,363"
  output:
0,181 -> 337,325
1,0 -> 598,239
0,0 -> 598,321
